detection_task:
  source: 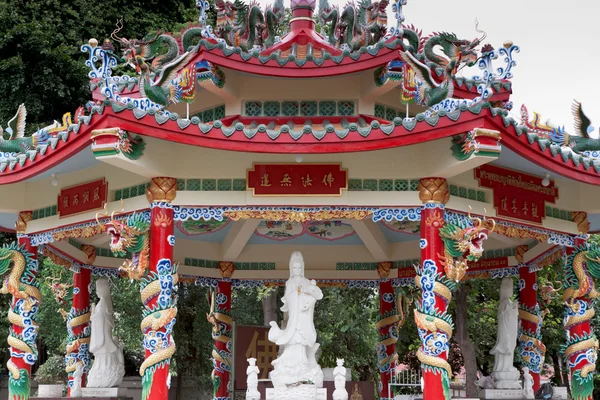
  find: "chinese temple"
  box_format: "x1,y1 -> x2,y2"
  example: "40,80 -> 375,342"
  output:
1,0 -> 599,400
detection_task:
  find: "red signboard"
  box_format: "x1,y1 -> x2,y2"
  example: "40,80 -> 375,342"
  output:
467,257 -> 509,273
475,165 -> 558,224
247,164 -> 347,196
58,179 -> 107,218
234,325 -> 278,391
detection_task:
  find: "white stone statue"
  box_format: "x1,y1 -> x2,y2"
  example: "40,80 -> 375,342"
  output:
246,358 -> 261,400
522,367 -> 535,399
268,251 -> 324,389
87,278 -> 125,388
70,363 -> 83,397
332,359 -> 348,400
490,277 -> 520,389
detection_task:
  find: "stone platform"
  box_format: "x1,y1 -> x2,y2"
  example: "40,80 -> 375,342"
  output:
479,388 -> 523,399
266,385 -> 327,400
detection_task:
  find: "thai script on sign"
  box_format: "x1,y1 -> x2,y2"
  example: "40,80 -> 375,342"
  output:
478,170 -> 557,197
475,165 -> 558,224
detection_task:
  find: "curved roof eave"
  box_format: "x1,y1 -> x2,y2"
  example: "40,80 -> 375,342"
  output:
1,101 -> 599,185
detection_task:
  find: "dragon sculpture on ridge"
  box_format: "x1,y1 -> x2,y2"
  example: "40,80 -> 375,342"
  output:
215,0 -> 285,50
319,0 -> 391,51
399,29 -> 486,107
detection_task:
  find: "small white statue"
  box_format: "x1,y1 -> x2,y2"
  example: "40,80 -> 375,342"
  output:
70,363 -> 83,397
268,251 -> 324,389
246,358 -> 261,400
87,279 -> 125,388
490,277 -> 520,389
332,359 -> 348,400
522,367 -> 535,399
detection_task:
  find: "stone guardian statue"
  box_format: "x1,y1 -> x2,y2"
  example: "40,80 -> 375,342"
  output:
87,278 -> 125,388
246,358 -> 261,400
268,251 -> 324,389
332,359 -> 348,400
490,277 -> 520,389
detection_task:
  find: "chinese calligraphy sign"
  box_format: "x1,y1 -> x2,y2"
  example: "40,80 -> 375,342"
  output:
475,165 -> 558,224
58,178 -> 107,218
234,325 -> 278,390
247,164 -> 348,196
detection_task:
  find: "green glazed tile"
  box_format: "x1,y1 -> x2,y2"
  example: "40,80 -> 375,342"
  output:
202,179 -> 216,191
187,179 -> 201,191
363,179 -> 377,191
233,179 -> 247,191
395,179 -> 409,191
218,179 -> 232,191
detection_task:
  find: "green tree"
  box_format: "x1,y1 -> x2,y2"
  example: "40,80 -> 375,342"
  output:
0,0 -> 206,130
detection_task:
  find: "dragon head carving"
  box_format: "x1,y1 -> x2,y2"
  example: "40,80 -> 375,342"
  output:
439,210 -> 494,282
96,206 -> 150,279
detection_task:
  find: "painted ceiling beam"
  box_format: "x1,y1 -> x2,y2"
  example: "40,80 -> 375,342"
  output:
349,219 -> 390,262
220,218 -> 261,262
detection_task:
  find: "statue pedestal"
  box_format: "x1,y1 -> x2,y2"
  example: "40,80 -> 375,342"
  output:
479,389 -> 523,399
266,385 -> 327,400
81,387 -> 128,397
491,371 -> 521,389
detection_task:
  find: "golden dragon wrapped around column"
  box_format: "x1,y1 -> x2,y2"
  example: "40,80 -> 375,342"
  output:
0,244 -> 41,400
562,244 -> 600,400
414,211 -> 492,399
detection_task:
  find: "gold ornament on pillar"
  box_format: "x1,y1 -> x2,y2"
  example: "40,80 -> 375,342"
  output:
571,212 -> 590,234
218,261 -> 235,278
377,261 -> 393,279
418,178 -> 449,204
81,245 -> 96,265
15,211 -> 33,234
515,245 -> 528,264
146,177 -> 177,203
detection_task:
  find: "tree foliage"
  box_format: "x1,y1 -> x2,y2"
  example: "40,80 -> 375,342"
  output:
0,0 -> 205,130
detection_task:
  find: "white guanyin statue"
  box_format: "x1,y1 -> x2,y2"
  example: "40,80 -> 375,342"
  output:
490,277 -> 520,389
87,278 -> 125,388
268,251 -> 324,389
70,363 -> 83,397
332,359 -> 348,400
246,358 -> 261,400
522,367 -> 535,399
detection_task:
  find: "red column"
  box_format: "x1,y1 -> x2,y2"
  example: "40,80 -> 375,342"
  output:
377,262 -> 397,400
415,178 -> 452,400
142,178 -> 178,400
564,236 -> 594,400
66,245 -> 93,395
7,212 -> 39,400
518,257 -> 544,392
211,263 -> 234,400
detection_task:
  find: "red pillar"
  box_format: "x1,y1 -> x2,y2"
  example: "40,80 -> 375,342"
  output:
211,262 -> 234,400
517,253 -> 544,392
66,245 -> 93,395
415,178 -> 452,400
564,235 -> 595,400
6,212 -> 40,400
142,178 -> 178,400
377,262 -> 397,400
